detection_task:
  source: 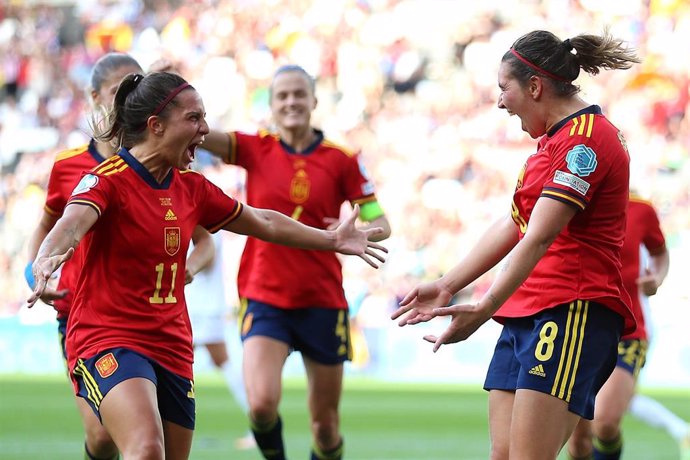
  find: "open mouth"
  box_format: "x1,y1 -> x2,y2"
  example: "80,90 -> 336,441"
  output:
184,143 -> 198,168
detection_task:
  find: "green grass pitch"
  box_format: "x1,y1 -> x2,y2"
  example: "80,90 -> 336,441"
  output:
0,374 -> 687,459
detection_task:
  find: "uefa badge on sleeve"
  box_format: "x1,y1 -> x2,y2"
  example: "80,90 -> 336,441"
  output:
566,145 -> 597,177
71,174 -> 99,196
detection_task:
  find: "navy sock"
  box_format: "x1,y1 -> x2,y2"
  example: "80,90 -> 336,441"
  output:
593,435 -> 622,460
311,438 -> 343,460
251,415 -> 286,460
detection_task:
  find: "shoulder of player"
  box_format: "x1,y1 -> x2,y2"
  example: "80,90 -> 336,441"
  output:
253,129 -> 359,159
628,193 -> 653,208
256,129 -> 280,141
550,117 -> 627,162
553,114 -> 619,143
319,138 -> 358,158
53,143 -> 91,164
178,168 -> 204,179
88,155 -> 129,178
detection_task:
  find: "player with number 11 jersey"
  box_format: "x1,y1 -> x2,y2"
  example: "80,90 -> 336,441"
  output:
65,148 -> 242,383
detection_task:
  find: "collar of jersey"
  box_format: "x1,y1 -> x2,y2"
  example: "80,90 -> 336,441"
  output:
279,128 -> 324,155
547,104 -> 602,137
117,147 -> 174,189
87,138 -> 107,164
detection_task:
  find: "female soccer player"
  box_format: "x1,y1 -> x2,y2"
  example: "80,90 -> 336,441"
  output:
27,71 -> 387,460
25,52 -> 142,460
392,30 -> 640,459
201,64 -> 391,460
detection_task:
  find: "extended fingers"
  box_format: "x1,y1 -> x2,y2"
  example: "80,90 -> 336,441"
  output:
390,302 -> 413,321
26,278 -> 48,309
366,240 -> 388,252
433,304 -> 473,316
365,247 -> 387,264
358,253 -> 380,269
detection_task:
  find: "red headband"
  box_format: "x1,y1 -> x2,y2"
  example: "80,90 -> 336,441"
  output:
151,82 -> 191,116
509,49 -> 570,82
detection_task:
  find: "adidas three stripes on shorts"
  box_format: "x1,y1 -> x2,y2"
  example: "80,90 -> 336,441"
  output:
483,300 -> 624,419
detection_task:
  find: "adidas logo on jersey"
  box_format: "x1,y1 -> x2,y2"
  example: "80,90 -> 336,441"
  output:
165,209 -> 177,221
529,364 -> 546,378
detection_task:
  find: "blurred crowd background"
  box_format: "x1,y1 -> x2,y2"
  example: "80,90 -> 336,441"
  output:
0,0 -> 688,385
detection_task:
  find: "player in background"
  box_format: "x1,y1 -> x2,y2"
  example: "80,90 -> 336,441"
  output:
392,30 -> 640,459
202,64 -> 391,460
24,52 -> 142,460
567,193 -> 689,460
27,71 -> 387,460
185,231 -> 256,450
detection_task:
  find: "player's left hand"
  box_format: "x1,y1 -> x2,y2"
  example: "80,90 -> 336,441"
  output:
422,303 -> 492,352
334,204 -> 387,268
391,280 -> 453,326
184,268 -> 195,285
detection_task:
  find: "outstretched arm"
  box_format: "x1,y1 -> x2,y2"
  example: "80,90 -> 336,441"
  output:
223,204 -> 387,268
202,131 -> 231,162
424,197 -> 577,351
392,213 -> 518,326
27,204 -> 99,307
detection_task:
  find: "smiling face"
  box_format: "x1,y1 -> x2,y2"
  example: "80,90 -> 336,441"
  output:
157,89 -> 209,170
497,61 -> 546,139
269,70 -> 317,132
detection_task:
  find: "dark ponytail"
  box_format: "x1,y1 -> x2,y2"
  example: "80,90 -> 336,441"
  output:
503,29 -> 640,97
93,72 -> 191,148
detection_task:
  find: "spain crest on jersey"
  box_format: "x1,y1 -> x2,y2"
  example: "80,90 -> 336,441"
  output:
290,170 -> 310,204
165,227 -> 181,256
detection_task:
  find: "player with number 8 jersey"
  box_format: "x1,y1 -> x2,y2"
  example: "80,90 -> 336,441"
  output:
496,105 -> 635,333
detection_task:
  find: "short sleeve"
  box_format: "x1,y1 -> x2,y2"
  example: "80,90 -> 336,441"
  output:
541,139 -> 610,211
196,176 -> 243,233
66,172 -> 112,217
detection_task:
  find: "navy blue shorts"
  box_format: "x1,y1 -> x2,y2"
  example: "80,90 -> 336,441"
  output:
57,316 -> 68,361
484,301 -> 623,419
239,298 -> 352,365
616,339 -> 647,378
72,348 -> 195,429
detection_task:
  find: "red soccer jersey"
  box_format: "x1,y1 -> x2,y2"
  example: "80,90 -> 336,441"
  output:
496,105 -> 635,335
65,148 -> 242,379
43,140 -> 107,318
223,129 -> 378,309
620,195 -> 666,340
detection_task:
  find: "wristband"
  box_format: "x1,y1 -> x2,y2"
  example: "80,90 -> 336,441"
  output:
24,261 -> 36,290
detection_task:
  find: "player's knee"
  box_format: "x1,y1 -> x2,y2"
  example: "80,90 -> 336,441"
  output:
122,437 -> 164,460
249,399 -> 279,424
593,416 -> 622,441
85,423 -> 117,457
311,416 -> 339,447
568,433 -> 593,459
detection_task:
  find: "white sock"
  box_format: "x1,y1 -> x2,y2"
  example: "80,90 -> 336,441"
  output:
221,359 -> 249,414
629,393 -> 689,441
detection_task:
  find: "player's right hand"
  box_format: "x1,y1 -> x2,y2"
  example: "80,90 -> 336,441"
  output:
27,248 -> 74,308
